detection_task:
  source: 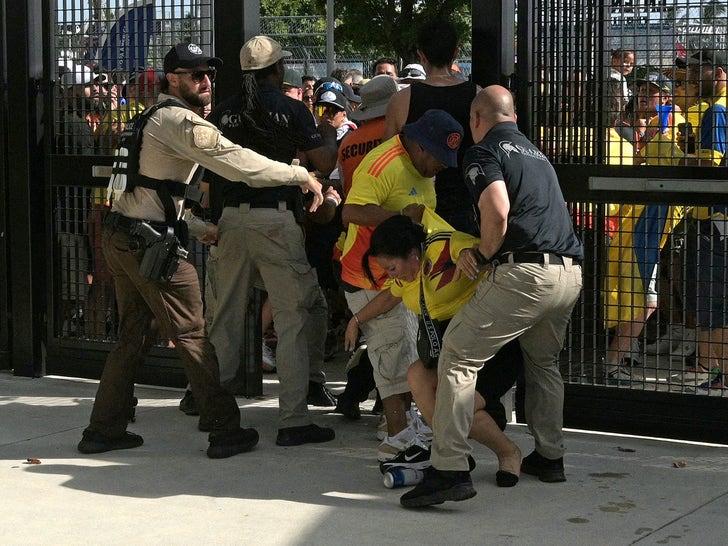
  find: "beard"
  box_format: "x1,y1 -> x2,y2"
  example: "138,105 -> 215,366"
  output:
179,83 -> 211,109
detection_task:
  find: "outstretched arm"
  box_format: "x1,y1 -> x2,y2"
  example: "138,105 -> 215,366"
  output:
344,289 -> 402,351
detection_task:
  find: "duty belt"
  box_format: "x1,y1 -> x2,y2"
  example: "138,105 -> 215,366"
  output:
103,211 -> 168,234
496,252 -> 580,266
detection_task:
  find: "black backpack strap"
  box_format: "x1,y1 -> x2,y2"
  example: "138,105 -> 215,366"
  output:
185,165 -> 206,204
135,175 -> 205,203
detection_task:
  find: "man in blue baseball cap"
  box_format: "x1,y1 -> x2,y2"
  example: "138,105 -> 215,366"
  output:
339,108 -> 463,465
402,108 -> 464,171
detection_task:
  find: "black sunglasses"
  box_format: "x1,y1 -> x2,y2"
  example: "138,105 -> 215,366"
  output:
173,68 -> 216,83
402,68 -> 425,78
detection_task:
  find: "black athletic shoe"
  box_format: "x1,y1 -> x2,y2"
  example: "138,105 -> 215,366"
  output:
307,381 -> 337,407
521,450 -> 566,482
380,443 -> 431,473
206,427 -> 259,459
381,447 -> 476,474
400,467 -> 476,508
178,390 -> 199,416
77,429 -> 144,454
333,393 -> 361,420
276,424 -> 335,446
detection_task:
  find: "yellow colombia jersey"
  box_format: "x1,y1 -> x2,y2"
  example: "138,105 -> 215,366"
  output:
638,110 -> 686,166
340,135 -> 437,289
607,128 -> 634,165
603,203 -> 684,328
386,208 -> 482,321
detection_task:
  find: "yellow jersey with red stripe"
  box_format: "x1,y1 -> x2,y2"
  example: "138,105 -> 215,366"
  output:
387,210 -> 481,320
340,135 -> 437,289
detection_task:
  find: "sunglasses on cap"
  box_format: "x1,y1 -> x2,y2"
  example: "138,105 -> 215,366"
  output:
401,67 -> 425,78
318,81 -> 343,93
173,68 -> 217,83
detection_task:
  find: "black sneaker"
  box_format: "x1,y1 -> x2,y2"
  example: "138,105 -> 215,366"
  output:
333,393 -> 361,420
179,390 -> 199,416
380,443 -> 431,473
380,449 -> 474,472
307,381 -> 337,407
276,424 -> 335,446
400,467 -> 476,508
521,450 -> 566,482
77,429 -> 144,454
206,427 -> 259,459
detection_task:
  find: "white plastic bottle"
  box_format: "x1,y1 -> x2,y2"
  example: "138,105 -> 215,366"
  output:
383,468 -> 425,488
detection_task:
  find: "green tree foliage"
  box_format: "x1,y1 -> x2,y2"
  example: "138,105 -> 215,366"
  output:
261,0 -> 319,17
262,0 -> 471,64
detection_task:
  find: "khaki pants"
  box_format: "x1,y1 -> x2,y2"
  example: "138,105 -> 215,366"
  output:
87,228 -> 240,438
432,259 -> 582,471
210,205 -> 328,428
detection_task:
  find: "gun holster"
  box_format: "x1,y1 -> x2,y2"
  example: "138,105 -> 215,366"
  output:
129,221 -> 189,282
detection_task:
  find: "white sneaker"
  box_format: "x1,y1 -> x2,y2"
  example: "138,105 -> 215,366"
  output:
262,341 -> 276,372
377,427 -> 416,462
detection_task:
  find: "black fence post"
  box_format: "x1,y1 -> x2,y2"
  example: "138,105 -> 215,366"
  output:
4,0 -> 47,376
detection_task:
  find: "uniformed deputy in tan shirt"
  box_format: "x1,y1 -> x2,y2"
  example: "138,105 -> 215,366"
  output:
113,83 -> 323,239
76,42 -> 324,459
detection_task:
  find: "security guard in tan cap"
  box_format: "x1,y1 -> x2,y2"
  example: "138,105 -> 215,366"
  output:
206,35 -> 338,447
77,42 -> 324,459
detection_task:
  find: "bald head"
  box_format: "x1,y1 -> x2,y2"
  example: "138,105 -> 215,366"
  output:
473,85 -> 515,121
469,85 -> 516,143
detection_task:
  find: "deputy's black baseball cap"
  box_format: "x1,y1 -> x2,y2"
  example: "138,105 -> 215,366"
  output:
163,43 -> 222,73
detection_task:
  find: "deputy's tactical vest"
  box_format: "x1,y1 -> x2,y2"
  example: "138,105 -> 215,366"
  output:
107,99 -> 204,226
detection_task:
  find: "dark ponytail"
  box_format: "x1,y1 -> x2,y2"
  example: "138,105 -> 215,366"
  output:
362,215 -> 426,287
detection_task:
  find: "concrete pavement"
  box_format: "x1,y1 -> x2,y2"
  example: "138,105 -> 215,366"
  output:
1,368 -> 727,545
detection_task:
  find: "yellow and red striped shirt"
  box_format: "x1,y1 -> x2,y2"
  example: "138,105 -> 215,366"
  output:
340,135 -> 437,289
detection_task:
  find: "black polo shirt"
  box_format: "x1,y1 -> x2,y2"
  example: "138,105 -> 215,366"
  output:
463,121 -> 583,259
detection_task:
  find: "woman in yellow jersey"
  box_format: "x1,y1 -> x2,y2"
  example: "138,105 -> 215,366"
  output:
345,212 -> 523,487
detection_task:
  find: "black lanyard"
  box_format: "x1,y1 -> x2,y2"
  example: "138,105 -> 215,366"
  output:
419,270 -> 441,359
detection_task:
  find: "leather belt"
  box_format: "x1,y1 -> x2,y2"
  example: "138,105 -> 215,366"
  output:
497,252 -> 580,266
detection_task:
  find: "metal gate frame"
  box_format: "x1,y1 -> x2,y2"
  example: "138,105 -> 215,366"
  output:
2,0 -> 726,442
507,0 -> 728,444
38,1 -> 262,393
0,0 -> 9,369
